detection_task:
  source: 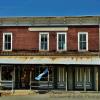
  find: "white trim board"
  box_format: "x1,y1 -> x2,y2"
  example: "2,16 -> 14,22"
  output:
0,56 -> 100,65
28,27 -> 68,31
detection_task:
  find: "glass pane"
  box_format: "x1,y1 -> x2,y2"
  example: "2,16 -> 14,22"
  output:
79,42 -> 83,50
4,43 -> 8,50
8,43 -> 11,50
41,35 -> 44,42
82,42 -> 86,50
58,42 -> 62,50
8,35 -> 11,42
58,34 -> 61,41
80,34 -> 86,41
82,34 -> 86,41
41,42 -> 47,50
4,43 -> 11,50
62,41 -> 65,49
44,34 -> 47,41
5,35 -> 8,42
44,43 -> 47,50
79,42 -> 86,50
41,42 -> 44,50
80,34 -> 83,41
62,34 -> 65,42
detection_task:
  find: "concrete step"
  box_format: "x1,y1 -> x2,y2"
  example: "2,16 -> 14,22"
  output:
13,90 -> 37,96
0,90 -> 37,96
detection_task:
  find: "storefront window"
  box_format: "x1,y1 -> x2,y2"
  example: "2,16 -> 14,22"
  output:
33,66 -> 54,81
1,66 -> 14,80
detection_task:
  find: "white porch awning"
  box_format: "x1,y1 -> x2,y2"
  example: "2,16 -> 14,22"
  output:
0,56 -> 100,65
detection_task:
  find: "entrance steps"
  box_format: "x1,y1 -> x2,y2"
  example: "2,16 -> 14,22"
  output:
0,90 -> 37,96
12,90 -> 37,96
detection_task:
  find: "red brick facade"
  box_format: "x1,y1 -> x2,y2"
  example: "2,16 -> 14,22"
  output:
0,25 -> 99,52
67,26 -> 99,51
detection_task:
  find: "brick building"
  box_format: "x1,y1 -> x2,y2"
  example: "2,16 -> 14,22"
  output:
0,16 -> 100,91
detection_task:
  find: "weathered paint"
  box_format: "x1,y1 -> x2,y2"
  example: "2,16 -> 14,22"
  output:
0,56 -> 100,65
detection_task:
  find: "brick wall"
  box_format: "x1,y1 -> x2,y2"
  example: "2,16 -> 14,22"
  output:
67,26 -> 99,51
0,26 -> 39,51
0,26 -> 99,52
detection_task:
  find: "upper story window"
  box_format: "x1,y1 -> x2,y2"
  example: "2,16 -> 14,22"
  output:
39,32 -> 49,51
57,32 -> 67,51
3,32 -> 12,51
78,32 -> 88,51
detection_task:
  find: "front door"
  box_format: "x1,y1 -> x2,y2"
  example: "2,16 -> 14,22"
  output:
75,67 -> 93,90
20,67 -> 30,89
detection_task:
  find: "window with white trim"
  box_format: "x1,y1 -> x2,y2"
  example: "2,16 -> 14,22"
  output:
57,32 -> 66,51
39,32 -> 49,51
3,32 -> 12,51
78,32 -> 88,51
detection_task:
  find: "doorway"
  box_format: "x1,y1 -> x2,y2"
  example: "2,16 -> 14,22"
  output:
15,66 -> 31,89
75,67 -> 94,90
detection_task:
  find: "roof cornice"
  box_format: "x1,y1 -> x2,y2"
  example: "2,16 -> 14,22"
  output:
0,16 -> 99,26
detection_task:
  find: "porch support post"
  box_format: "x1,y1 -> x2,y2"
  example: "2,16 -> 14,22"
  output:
84,68 -> 86,91
30,71 -> 32,90
0,66 -> 2,87
12,66 -> 15,93
66,71 -> 67,91
11,66 -> 15,93
48,68 -> 49,91
14,66 -> 15,87
59,67 -> 60,82
95,67 -> 98,91
0,66 -> 1,81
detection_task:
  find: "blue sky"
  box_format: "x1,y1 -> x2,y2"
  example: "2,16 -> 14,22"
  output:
0,0 -> 100,16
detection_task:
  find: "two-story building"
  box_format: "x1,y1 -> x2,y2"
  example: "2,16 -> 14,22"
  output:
0,16 -> 100,91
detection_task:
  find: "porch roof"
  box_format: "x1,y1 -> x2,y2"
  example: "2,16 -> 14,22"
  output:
0,56 -> 100,65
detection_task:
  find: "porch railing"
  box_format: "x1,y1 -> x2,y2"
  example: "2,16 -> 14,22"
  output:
30,81 -> 54,90
0,80 -> 14,92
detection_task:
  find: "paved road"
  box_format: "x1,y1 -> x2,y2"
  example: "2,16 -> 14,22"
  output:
0,94 -> 100,100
